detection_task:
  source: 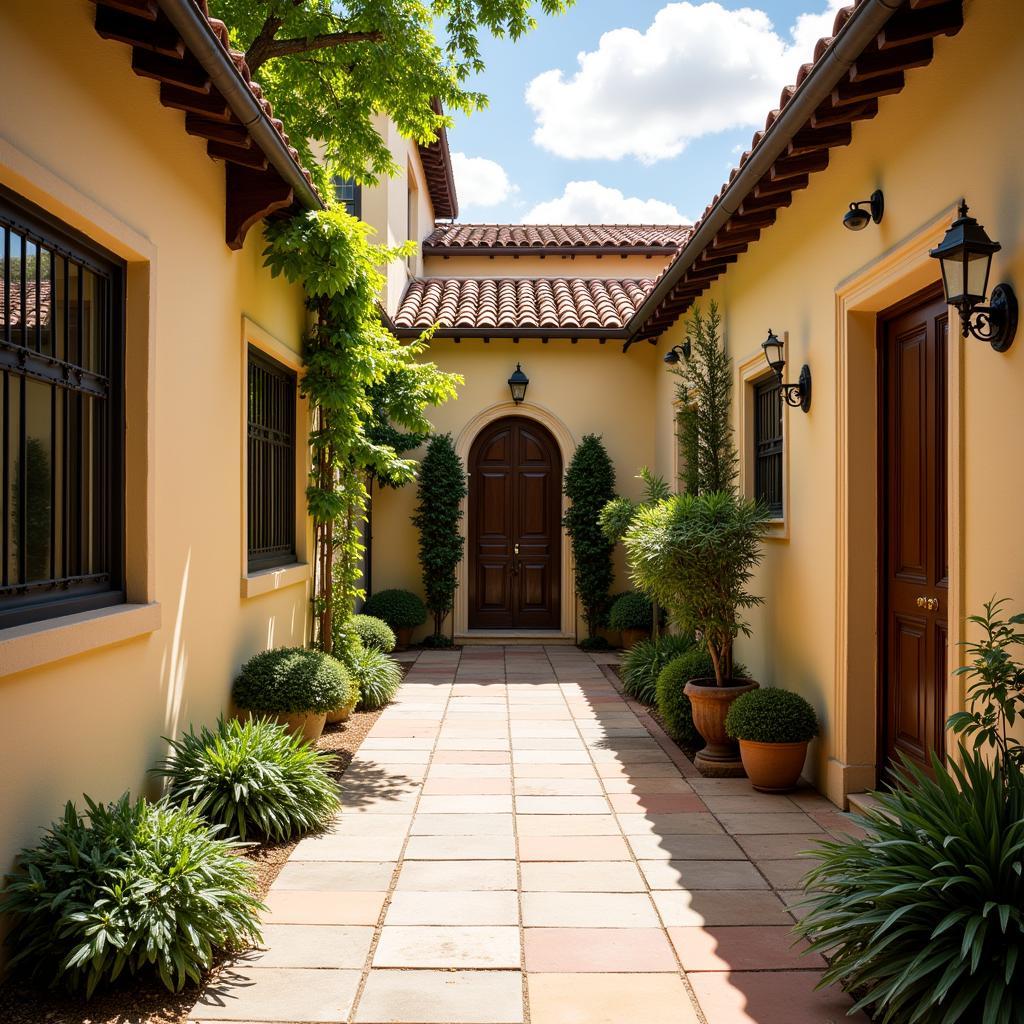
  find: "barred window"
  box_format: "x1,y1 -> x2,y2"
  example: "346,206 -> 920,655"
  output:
0,189 -> 125,629
333,176 -> 361,219
247,348 -> 296,572
753,376 -> 784,518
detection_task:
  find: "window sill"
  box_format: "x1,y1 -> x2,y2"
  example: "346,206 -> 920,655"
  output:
241,562 -> 310,600
765,517 -> 789,541
0,602 -> 161,679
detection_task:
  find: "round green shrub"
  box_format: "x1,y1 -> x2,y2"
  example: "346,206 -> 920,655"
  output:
725,687 -> 819,743
579,635 -> 611,652
155,717 -> 341,842
622,633 -> 695,705
0,794 -> 262,996
656,648 -> 715,746
798,750 -> 1024,1024
601,591 -> 633,628
232,647 -> 349,714
421,633 -> 454,649
608,591 -> 654,631
351,646 -> 404,710
350,613 -> 396,653
363,589 -> 427,631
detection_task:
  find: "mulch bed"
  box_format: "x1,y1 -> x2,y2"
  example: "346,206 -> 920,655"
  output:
0,705 -> 386,1024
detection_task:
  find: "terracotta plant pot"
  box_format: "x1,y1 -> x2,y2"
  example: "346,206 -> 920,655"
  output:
620,627 -> 650,650
395,626 -> 414,650
326,696 -> 359,724
272,710 -> 327,744
684,677 -> 759,774
739,739 -> 809,793
598,626 -> 622,649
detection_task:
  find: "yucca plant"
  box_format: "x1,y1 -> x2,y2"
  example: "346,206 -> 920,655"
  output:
797,749 -> 1024,1024
351,645 -> 404,710
0,794 -> 262,997
154,717 -> 340,841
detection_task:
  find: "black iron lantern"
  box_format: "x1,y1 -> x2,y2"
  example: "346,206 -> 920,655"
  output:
508,363 -> 529,404
929,200 -> 1017,351
663,338 -> 691,365
761,330 -> 811,412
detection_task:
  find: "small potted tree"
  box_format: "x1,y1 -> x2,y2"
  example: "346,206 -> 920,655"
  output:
626,490 -> 769,772
363,588 -> 427,649
725,688 -> 819,791
608,591 -> 656,649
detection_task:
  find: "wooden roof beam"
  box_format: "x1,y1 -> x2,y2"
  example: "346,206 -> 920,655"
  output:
851,38 -> 933,80
226,165 -> 293,250
811,98 -> 879,128
207,140 -> 267,170
769,150 -> 830,181
185,115 -> 250,147
879,1 -> 963,48
159,84 -> 232,120
833,70 -> 905,106
91,0 -> 158,19
755,172 -> 808,198
787,123 -> 853,156
95,5 -> 183,56
738,192 -> 792,216
132,48 -> 210,92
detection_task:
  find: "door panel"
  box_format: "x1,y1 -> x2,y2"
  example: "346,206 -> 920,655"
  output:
880,289 -> 948,779
469,417 -> 561,629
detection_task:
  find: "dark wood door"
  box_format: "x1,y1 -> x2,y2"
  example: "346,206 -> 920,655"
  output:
880,287 -> 948,779
468,417 -> 561,629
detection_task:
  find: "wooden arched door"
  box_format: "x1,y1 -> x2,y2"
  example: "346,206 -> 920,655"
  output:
468,416 -> 561,630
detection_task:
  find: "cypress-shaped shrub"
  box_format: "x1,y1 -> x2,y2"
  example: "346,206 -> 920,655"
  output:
412,433 -> 467,642
563,434 -> 616,639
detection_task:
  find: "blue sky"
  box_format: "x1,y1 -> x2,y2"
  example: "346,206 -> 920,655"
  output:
444,0 -> 844,224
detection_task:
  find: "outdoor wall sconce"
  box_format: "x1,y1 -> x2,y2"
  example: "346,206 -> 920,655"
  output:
761,330 -> 811,412
663,338 -> 692,364
508,363 -> 529,404
842,189 -> 884,231
929,200 -> 1017,352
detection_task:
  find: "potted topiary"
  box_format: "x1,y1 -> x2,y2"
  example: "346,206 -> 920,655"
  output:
725,688 -> 819,791
625,490 -> 770,773
363,589 -> 427,648
232,647 -> 351,742
608,591 -> 655,649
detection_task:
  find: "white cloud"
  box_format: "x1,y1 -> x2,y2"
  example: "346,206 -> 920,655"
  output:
450,152 -> 518,208
525,0 -> 845,163
521,181 -> 691,224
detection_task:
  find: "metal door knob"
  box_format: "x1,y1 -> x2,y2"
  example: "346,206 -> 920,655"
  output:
916,597 -> 926,608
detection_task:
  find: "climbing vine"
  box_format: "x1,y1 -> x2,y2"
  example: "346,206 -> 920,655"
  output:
263,208 -> 461,654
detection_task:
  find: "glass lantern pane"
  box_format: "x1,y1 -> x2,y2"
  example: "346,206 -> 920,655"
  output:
941,254 -> 965,302
966,251 -> 991,302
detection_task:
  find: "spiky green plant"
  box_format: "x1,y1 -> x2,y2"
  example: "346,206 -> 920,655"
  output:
0,795 -> 263,997
797,749 -> 1024,1024
351,646 -> 404,710
620,633 -> 695,706
154,717 -> 340,842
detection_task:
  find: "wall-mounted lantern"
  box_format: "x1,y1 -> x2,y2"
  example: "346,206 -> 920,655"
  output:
929,200 -> 1017,352
663,339 -> 692,364
761,330 -> 811,412
842,189 -> 884,231
508,363 -> 529,404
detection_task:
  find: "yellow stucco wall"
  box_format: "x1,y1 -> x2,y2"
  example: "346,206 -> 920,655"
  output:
372,337 -> 663,639
0,0 -> 310,895
653,0 -> 1024,803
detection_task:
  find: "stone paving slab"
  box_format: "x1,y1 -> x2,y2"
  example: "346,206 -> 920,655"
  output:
191,645 -> 868,1023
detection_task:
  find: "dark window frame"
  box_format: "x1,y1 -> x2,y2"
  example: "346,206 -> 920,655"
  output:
246,346 -> 297,573
753,374 -> 784,519
333,176 -> 362,219
0,185 -> 126,630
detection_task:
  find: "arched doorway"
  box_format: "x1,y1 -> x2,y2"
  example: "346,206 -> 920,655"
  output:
468,416 -> 562,630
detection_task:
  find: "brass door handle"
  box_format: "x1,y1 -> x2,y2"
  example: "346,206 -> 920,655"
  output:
917,596 -> 939,611
916,597 -> 925,608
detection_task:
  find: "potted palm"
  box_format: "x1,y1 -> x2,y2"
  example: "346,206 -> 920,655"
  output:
725,688 -> 819,791
625,490 -> 770,772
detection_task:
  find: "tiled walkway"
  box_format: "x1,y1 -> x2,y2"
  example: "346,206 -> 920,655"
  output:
191,646 -> 868,1024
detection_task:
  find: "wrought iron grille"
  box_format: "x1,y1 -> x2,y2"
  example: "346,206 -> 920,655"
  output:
0,189 -> 125,628
247,348 -> 296,571
754,376 -> 784,518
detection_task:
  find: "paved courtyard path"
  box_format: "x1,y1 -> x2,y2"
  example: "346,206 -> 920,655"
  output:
191,646 -> 868,1024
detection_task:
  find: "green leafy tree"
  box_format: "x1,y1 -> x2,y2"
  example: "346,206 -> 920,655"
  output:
672,302 -> 737,495
563,434 -> 616,640
263,208 -> 460,653
210,0 -> 573,193
412,433 -> 467,642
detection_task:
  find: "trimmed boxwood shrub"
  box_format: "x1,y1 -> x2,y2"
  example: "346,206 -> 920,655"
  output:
155,717 -> 341,841
351,613 -> 396,653
351,646 -> 404,710
621,633 -> 695,705
725,688 -> 819,743
232,647 -> 350,714
0,794 -> 262,996
656,648 -> 714,746
608,590 -> 654,632
363,589 -> 427,631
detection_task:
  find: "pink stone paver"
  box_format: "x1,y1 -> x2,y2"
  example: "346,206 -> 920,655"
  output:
190,645 -> 867,1024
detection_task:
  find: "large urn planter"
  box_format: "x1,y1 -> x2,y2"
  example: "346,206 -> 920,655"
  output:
684,678 -> 759,775
326,695 -> 359,725
395,626 -> 414,650
620,626 -> 650,650
272,710 -> 327,743
738,739 -> 809,793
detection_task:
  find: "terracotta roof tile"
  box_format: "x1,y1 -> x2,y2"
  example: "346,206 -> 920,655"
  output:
423,223 -> 692,253
394,277 -> 655,333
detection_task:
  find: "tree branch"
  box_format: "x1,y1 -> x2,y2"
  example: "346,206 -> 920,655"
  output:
247,28 -> 384,72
